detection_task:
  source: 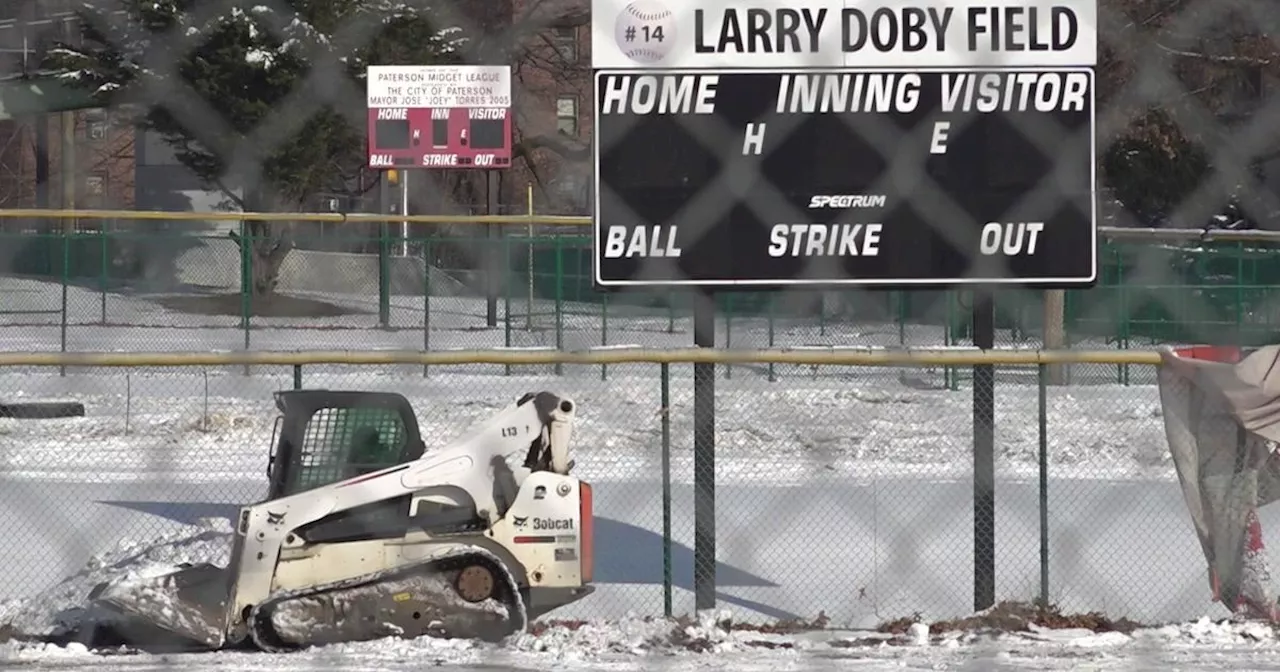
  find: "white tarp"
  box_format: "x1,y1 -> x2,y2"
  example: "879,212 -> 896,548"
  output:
1158,345 -> 1280,618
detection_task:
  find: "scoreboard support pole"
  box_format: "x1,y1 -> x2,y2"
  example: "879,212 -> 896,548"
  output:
378,176 -> 392,328
485,170 -> 500,328
972,290 -> 996,612
692,294 -> 717,611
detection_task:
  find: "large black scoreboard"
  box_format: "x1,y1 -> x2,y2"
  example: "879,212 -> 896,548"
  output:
592,67 -> 1096,289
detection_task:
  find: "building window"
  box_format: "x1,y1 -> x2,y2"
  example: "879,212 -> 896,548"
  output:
551,25 -> 577,62
85,174 -> 105,196
85,109 -> 108,140
556,96 -> 578,135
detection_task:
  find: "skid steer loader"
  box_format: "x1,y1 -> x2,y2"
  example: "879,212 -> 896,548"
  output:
87,389 -> 595,652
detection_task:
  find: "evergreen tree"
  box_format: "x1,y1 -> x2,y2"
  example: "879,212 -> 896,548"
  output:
46,0 -> 462,295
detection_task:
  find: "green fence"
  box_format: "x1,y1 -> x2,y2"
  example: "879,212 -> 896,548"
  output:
520,233 -> 1280,348
4,227 -> 1280,355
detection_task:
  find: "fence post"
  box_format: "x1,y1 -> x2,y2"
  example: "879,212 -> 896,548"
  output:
378,222 -> 390,328
526,183 -> 535,332
600,293 -> 608,381
99,226 -> 108,324
767,295 -> 776,383
485,221 -> 499,328
1117,245 -> 1131,386
945,291 -> 958,391
423,239 -> 431,378
239,220 -> 252,376
1038,362 -> 1050,607
667,292 -> 676,333
897,291 -> 907,345
504,229 -> 514,327
504,233 -> 513,377
59,229 -> 69,377
724,294 -> 733,380
818,291 -> 826,336
1235,241 -> 1245,347
293,364 -> 303,390
554,235 -> 563,375
660,362 -> 672,617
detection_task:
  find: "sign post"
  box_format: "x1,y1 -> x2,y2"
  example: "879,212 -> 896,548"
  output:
590,0 -> 1099,612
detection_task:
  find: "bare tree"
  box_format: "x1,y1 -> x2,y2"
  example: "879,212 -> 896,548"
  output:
1101,0 -> 1280,225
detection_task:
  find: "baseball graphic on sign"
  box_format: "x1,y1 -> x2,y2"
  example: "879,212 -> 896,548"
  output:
615,0 -> 676,64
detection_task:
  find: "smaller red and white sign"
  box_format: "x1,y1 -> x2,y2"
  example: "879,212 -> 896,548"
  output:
366,65 -> 513,169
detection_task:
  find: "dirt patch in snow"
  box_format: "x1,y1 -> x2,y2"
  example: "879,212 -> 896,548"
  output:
524,602 -> 1158,654
877,600 -> 1146,638
154,293 -> 365,319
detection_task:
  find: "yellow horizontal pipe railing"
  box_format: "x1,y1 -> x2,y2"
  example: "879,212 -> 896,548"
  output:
0,208 -> 593,227
8,209 -> 1280,242
0,348 -> 1165,368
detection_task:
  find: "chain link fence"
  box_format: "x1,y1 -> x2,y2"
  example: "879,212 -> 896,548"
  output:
0,0 -> 1276,666
0,356 -> 1205,630
6,222 -> 1280,366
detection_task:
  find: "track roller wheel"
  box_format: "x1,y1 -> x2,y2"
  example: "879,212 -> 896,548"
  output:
455,564 -> 496,603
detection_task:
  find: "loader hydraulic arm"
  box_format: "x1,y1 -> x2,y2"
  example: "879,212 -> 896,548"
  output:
517,391 -> 575,475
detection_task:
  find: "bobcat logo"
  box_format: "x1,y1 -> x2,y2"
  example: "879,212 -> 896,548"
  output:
512,516 -> 528,529
267,511 -> 286,526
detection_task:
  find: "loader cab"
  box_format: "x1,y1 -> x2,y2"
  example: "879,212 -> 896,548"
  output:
266,390 -> 426,499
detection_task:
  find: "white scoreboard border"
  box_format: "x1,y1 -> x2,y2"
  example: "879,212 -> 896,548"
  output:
591,66 -> 1098,287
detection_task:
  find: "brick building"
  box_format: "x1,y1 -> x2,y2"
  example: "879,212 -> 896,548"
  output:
506,0 -> 593,215
0,2 -> 136,217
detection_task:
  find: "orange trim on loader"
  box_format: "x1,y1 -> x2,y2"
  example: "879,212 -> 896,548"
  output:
579,481 -> 594,583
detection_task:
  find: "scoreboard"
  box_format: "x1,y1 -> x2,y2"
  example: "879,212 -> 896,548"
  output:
366,65 -> 513,169
367,107 -> 512,168
590,0 -> 1099,290
593,67 -> 1095,287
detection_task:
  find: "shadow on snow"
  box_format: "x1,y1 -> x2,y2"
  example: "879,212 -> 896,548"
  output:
100,499 -> 796,620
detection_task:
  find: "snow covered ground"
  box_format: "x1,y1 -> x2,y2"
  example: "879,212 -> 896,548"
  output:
1,278 -> 1267,669
6,610 -> 1280,670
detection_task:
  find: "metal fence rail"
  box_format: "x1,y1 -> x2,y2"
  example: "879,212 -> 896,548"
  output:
0,346 -> 1221,633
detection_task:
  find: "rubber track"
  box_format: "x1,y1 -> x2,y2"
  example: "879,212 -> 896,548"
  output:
246,545 -> 526,652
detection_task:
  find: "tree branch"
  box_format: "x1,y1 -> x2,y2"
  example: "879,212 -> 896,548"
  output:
1155,42 -> 1274,66
515,132 -> 590,162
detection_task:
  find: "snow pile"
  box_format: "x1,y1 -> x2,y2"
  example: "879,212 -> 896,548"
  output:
511,610 -> 826,658
0,640 -> 94,662
511,616 -> 685,657
1138,616 -> 1279,646
294,634 -> 485,666
0,519 -> 232,639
